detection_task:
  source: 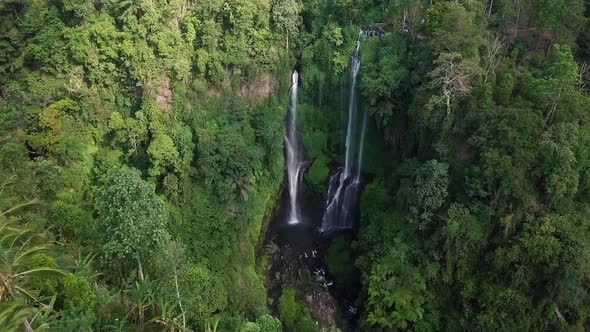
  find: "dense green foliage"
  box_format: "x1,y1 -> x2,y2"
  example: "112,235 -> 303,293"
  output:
0,0 -> 291,330
2,0 -> 590,331
293,0 -> 590,331
340,1 -> 590,331
278,288 -> 318,332
325,234 -> 360,297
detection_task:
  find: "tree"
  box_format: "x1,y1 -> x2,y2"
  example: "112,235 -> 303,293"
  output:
442,204 -> 487,287
540,45 -> 580,123
366,245 -> 428,330
241,314 -> 282,332
332,0 -> 371,24
62,0 -> 96,24
483,213 -> 590,329
0,205 -> 66,330
428,52 -> 479,116
114,0 -> 144,24
532,0 -> 585,44
198,121 -> 262,201
539,123 -> 587,206
271,0 -> 302,49
278,288 -> 317,332
63,274 -> 97,314
0,301 -> 34,331
0,218 -> 66,304
153,240 -> 189,329
482,34 -> 504,85
178,264 -> 225,325
147,133 -> 180,178
426,2 -> 482,57
410,160 -> 449,229
255,314 -> 282,332
386,0 -> 424,34
107,112 -> 148,157
360,33 -> 410,127
326,235 -> 359,295
95,168 -> 169,281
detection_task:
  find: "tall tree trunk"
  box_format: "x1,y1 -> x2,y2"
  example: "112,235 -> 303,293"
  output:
514,0 -> 520,39
136,253 -> 144,281
22,319 -> 34,332
402,9 -> 407,32
580,63 -> 589,91
174,267 -> 186,329
445,90 -> 452,116
545,90 -> 561,123
138,304 -> 145,330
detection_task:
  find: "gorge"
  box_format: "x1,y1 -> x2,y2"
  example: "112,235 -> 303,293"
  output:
1,1 -> 590,331
261,33 -> 373,331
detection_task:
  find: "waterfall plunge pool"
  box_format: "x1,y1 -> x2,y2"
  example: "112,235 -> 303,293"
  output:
260,176 -> 361,331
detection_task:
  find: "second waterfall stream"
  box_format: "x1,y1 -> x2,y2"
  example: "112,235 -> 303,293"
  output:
321,34 -> 367,232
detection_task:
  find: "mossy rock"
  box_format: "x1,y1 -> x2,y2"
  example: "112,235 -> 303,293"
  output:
305,155 -> 330,192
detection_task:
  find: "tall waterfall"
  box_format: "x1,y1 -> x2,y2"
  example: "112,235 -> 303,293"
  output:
343,39 -> 362,179
321,33 -> 368,232
286,71 -> 303,225
356,111 -> 368,180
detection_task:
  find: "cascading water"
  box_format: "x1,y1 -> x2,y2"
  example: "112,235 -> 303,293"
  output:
285,71 -> 303,225
343,39 -> 362,179
321,33 -> 368,232
356,111 -> 368,181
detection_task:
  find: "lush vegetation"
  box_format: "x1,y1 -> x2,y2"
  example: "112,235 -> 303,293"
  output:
351,1 -> 590,331
295,0 -> 590,330
0,0 -> 291,330
278,288 -> 317,332
2,0 -> 590,331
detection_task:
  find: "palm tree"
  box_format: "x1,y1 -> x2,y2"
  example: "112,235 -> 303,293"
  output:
0,219 -> 66,304
0,301 -> 32,331
204,316 -> 220,332
0,202 -> 66,331
147,299 -> 187,332
126,280 -> 156,330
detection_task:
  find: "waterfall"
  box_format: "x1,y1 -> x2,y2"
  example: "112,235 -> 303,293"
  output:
356,111 -> 368,181
285,71 -> 303,225
343,39 -> 362,179
321,33 -> 368,232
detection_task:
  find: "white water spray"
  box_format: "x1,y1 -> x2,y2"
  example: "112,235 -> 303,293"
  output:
343,37 -> 362,179
286,71 -> 303,224
356,111 -> 368,181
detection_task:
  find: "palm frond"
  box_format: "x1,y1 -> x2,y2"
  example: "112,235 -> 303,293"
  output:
13,244 -> 51,267
0,199 -> 40,218
75,252 -> 102,280
14,268 -> 67,278
13,285 -> 42,304
0,301 -> 32,331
